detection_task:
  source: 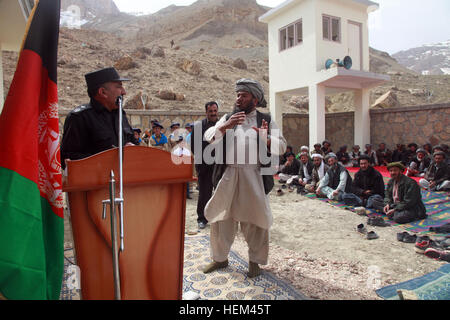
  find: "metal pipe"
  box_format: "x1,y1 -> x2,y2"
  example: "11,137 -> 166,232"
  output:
109,171 -> 121,300
117,96 -> 125,252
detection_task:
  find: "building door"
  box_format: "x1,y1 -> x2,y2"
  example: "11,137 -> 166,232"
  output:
347,21 -> 362,71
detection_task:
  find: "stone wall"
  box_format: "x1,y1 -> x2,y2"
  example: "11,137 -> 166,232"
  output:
370,103 -> 450,148
282,112 -> 354,153
59,103 -> 449,153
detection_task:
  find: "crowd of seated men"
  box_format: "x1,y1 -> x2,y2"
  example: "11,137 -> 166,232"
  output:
277,140 -> 450,224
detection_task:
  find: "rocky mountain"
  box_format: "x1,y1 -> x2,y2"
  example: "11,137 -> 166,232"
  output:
2,0 -> 449,116
393,40 -> 450,75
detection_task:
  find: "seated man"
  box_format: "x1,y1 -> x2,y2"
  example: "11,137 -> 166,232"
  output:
278,152 -> 301,184
419,151 -> 450,191
316,153 -> 353,201
279,145 -> 293,168
305,154 -> 329,194
336,145 -> 352,167
364,144 -> 378,166
406,148 -> 431,177
296,146 -> 310,160
404,143 -> 418,166
376,142 -> 392,166
344,155 -> 385,211
392,143 -> 407,164
311,143 -> 324,157
349,145 -> 361,167
321,140 -> 333,155
293,152 -> 313,192
383,162 -> 427,224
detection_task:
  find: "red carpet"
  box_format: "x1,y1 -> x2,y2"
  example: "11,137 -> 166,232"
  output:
347,166 -> 422,183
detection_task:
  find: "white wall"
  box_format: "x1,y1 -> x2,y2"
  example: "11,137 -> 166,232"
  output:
315,0 -> 370,72
267,0 -> 316,93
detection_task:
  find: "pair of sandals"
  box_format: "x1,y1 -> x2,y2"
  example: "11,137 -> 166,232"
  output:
357,224 -> 379,240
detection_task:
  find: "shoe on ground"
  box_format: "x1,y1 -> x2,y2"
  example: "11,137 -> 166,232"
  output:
357,223 -> 367,235
397,231 -> 408,242
402,233 -> 417,243
281,184 -> 287,189
414,238 -> 441,254
366,231 -> 379,240
367,216 -> 390,227
276,188 -> 284,196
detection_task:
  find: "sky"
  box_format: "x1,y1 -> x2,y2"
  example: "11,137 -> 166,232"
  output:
113,0 -> 450,55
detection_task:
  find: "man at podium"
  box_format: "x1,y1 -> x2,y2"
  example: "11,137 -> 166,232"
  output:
60,67 -> 137,169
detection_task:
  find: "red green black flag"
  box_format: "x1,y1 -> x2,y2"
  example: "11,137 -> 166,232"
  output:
0,0 -> 63,300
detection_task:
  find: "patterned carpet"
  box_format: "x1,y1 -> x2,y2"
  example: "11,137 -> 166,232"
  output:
375,264 -> 450,300
60,235 -> 306,300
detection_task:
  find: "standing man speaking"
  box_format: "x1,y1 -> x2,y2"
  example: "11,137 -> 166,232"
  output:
202,79 -> 286,278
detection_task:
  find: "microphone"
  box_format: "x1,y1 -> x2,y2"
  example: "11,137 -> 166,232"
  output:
115,95 -> 123,107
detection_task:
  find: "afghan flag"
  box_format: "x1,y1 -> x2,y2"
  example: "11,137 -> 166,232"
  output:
0,0 -> 63,300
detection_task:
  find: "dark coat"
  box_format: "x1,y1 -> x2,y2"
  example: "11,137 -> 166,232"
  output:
409,156 -> 432,174
352,166 -> 385,198
298,159 -> 314,182
424,161 -> 449,185
190,118 -> 217,174
60,99 -> 137,169
281,158 -> 301,176
311,163 -> 329,187
385,174 -> 426,219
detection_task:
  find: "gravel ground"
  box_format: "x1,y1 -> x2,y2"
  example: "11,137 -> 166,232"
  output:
184,183 -> 447,300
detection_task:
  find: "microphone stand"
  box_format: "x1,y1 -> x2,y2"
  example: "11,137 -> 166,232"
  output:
101,95 -> 126,300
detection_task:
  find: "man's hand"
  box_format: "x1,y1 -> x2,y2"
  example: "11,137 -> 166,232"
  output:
429,181 -> 436,188
219,112 -> 246,134
332,190 -> 339,197
316,188 -> 321,196
383,204 -> 390,214
386,209 -> 395,218
252,119 -> 270,146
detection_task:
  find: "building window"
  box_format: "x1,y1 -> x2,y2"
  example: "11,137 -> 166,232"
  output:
323,15 -> 340,42
279,19 -> 303,51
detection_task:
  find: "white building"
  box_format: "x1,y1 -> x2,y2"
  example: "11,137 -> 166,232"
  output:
259,0 -> 389,148
0,0 -> 35,113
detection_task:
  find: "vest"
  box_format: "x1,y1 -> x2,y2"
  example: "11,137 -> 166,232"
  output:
327,164 -> 353,193
212,111 -> 274,194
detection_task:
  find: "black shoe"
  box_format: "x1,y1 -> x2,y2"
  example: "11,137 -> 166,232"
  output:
366,231 -> 379,240
368,216 -> 390,227
402,233 -> 417,243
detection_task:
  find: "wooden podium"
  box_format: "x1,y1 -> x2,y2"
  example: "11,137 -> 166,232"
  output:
63,146 -> 194,300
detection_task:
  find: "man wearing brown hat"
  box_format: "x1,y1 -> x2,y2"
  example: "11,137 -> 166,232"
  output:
383,162 -> 427,224
60,67 -> 137,168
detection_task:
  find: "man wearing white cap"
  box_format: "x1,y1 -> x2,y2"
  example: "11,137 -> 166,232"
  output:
305,154 -> 329,194
316,153 -> 353,200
